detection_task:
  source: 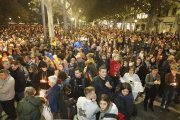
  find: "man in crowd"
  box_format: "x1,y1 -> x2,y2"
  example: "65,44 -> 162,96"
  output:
11,61 -> 26,102
70,67 -> 90,100
0,69 -> 16,120
76,86 -> 99,120
92,65 -> 114,101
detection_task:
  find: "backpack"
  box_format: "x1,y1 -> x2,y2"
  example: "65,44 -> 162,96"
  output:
103,112 -> 125,120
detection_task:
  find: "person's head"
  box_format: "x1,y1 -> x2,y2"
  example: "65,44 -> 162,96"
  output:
58,71 -> 67,81
123,59 -> 128,67
136,57 -> 142,66
84,86 -> 96,100
75,54 -> 82,62
24,87 -> 36,97
101,54 -> 107,60
58,63 -> 64,71
28,64 -> 38,73
151,65 -> 158,74
48,75 -> 57,87
99,65 -> 107,79
70,58 -> 76,64
24,55 -> 31,63
40,62 -> 48,71
11,61 -> 19,71
62,84 -> 72,95
99,94 -> 111,112
128,67 -> 135,75
86,53 -> 94,60
74,67 -> 82,78
119,83 -> 132,96
0,69 -> 9,80
2,60 -> 11,70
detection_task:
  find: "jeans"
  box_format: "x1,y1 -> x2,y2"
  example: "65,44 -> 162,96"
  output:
161,87 -> 176,109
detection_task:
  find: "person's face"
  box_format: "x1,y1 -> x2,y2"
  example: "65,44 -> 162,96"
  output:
11,64 -> 18,71
102,55 -> 106,60
100,100 -> 108,112
129,69 -> 134,75
90,90 -> 96,100
171,69 -> 177,75
151,57 -> 156,63
70,58 -> 76,64
75,70 -> 82,78
122,88 -> 129,96
152,69 -> 158,75
124,61 -> 128,67
2,62 -> 11,70
58,64 -> 64,71
41,67 -> 47,72
136,59 -> 141,66
99,69 -> 107,79
76,57 -> 82,62
0,73 -> 8,80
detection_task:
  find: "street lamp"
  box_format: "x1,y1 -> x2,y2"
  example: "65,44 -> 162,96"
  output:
134,19 -> 137,23
9,18 -> 12,21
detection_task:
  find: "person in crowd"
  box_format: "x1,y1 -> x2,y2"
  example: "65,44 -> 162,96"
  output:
114,83 -> 137,120
76,86 -> 99,120
38,62 -> 52,90
143,66 -> 161,111
120,59 -> 129,77
1,60 -> 11,70
122,67 -> 144,100
58,84 -> 76,119
135,57 -> 149,87
47,75 -> 60,119
24,54 -> 35,66
84,62 -> 98,83
0,69 -> 16,120
70,67 -> 90,100
28,64 -> 40,93
17,87 -> 44,120
74,54 -> 86,71
69,57 -> 76,78
93,65 -> 114,101
99,94 -> 118,120
11,61 -> 26,102
57,71 -> 71,89
161,64 -> 180,111
97,53 -> 109,70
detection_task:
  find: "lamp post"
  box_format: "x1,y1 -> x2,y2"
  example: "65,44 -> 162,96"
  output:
40,0 -> 47,44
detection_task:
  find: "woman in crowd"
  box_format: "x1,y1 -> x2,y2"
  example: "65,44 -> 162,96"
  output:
114,83 -> 136,120
17,87 -> 43,120
99,94 -> 118,120
161,64 -> 180,111
28,64 -> 40,94
122,67 -> 144,100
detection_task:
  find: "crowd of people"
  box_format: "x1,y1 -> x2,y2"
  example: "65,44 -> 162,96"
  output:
0,24 -> 179,120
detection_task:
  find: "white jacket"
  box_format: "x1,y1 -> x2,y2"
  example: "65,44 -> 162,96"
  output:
77,97 -> 99,120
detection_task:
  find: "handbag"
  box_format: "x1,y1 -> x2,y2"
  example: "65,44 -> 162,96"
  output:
42,102 -> 53,120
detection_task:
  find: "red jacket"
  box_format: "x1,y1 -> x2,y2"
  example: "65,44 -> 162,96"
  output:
110,59 -> 121,77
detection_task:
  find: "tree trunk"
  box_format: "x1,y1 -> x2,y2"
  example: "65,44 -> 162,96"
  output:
46,0 -> 54,40
62,0 -> 68,32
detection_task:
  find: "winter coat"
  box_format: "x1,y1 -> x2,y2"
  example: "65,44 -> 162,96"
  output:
17,96 -> 42,120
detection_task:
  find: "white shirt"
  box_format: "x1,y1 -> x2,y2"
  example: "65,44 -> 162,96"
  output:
77,97 -> 99,120
0,75 -> 15,101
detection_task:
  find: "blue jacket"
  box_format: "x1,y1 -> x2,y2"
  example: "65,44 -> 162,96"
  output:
47,84 -> 60,113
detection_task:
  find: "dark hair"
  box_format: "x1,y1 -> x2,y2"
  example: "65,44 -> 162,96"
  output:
74,67 -> 82,73
151,65 -> 158,70
99,94 -> 111,111
62,84 -> 72,95
58,71 -> 67,80
115,83 -> 132,94
11,61 -> 20,66
99,64 -> 107,71
39,61 -> 47,68
99,94 -> 110,105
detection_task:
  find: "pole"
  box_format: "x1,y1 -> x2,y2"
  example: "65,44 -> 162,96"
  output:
41,0 -> 47,44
